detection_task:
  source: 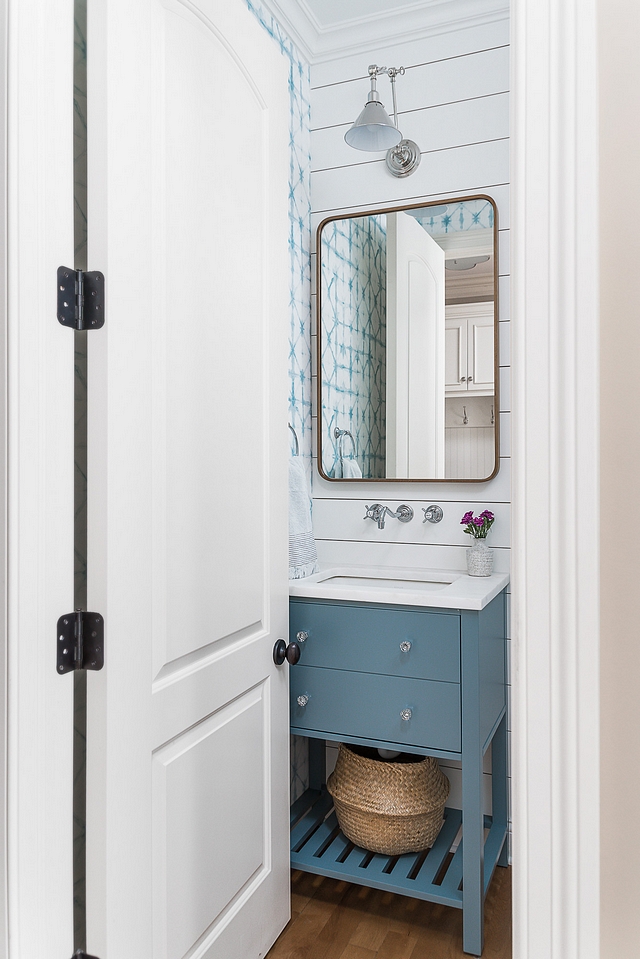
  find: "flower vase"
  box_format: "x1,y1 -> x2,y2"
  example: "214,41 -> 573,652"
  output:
466,537 -> 493,577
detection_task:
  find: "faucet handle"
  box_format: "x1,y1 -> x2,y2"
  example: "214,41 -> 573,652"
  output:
364,503 -> 384,521
422,505 -> 444,524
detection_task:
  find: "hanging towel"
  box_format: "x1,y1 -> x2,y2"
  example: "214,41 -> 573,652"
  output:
289,457 -> 319,579
340,456 -> 362,479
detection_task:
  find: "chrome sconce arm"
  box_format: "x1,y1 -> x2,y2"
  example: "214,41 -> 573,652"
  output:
344,63 -> 421,178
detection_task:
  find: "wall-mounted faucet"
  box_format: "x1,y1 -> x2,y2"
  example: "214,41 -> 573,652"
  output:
364,503 -> 414,530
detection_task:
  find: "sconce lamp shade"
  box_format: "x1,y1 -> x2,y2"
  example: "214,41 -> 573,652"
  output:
344,95 -> 402,151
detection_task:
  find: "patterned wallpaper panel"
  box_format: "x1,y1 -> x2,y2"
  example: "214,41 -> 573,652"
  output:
246,1 -> 313,466
415,197 -> 494,236
319,215 -> 387,479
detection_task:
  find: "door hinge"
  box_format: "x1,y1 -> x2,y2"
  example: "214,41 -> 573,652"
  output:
57,266 -> 105,330
57,610 -> 104,674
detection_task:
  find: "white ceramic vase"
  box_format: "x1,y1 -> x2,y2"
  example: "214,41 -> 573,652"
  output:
466,537 -> 493,577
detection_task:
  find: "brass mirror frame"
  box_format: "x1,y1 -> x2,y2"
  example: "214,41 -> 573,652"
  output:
316,193 -> 500,483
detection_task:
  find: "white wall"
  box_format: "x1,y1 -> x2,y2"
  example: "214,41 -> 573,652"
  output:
309,17 -> 511,830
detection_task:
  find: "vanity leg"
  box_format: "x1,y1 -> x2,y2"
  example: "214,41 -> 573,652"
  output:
308,737 -> 326,791
461,611 -> 484,956
462,742 -> 485,956
492,713 -> 509,867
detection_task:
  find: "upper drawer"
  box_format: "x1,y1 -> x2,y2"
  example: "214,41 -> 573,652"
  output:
289,600 -> 460,683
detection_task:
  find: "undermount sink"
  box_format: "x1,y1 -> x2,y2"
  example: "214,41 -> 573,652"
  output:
316,572 -> 456,592
289,565 -> 510,610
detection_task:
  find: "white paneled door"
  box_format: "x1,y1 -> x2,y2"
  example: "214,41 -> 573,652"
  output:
85,2 -> 291,957
386,211 -> 445,478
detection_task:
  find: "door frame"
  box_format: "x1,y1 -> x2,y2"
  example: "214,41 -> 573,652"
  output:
511,1 -> 600,958
0,0 -> 602,957
3,0 -> 77,956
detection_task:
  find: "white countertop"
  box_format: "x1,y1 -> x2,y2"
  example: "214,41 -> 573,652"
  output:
289,565 -> 509,611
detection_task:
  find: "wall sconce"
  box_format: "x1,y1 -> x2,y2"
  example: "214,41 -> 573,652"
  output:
344,64 -> 421,178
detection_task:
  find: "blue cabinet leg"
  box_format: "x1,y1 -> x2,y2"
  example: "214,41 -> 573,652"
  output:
492,713 -> 509,867
461,745 -> 484,956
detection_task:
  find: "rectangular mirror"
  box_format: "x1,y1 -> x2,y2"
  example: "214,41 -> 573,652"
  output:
317,195 -> 499,482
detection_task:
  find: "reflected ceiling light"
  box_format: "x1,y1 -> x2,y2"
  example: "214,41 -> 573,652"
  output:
445,256 -> 491,271
344,64 -> 421,178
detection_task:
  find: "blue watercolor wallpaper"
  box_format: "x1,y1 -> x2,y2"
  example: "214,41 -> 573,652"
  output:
319,215 -> 387,479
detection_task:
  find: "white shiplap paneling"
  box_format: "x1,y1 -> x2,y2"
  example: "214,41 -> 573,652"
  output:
311,92 -> 509,172
311,138 -> 509,213
311,45 -> 509,129
310,18 -> 510,87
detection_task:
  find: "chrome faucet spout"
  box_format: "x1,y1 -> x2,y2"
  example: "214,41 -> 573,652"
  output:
364,503 -> 414,529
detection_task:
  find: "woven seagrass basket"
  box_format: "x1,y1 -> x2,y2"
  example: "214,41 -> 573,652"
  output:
326,743 -> 450,856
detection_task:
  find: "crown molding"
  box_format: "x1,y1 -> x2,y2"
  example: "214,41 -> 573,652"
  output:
258,0 -> 510,64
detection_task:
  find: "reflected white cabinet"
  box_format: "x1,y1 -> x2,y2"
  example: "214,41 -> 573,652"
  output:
445,303 -> 495,395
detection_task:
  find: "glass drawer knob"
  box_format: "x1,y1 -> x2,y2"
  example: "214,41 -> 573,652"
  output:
399,641 -> 412,652
297,694 -> 309,708
400,708 -> 412,721
296,631 -> 308,643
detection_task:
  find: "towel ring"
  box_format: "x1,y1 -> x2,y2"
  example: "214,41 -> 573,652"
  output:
334,427 -> 356,459
288,422 -> 299,456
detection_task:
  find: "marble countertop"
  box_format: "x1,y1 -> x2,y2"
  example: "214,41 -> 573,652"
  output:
289,565 -> 509,611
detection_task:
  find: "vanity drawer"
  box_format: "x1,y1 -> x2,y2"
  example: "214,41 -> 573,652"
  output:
289,600 -> 460,683
290,665 -> 461,753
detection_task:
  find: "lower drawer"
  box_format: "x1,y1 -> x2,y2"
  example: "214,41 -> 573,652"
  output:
290,665 -> 461,753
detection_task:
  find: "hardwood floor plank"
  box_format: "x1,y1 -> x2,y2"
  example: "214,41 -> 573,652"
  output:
266,868 -> 512,959
338,946 -> 377,959
375,930 -> 418,959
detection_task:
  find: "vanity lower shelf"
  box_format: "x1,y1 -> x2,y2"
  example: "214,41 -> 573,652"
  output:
290,787 -> 507,910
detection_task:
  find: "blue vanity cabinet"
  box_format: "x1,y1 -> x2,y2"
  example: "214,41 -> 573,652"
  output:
288,592 -> 508,958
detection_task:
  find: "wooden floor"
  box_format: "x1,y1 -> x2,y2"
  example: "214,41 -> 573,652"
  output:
266,867 -> 512,959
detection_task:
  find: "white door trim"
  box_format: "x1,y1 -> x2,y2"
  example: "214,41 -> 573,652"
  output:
511,2 -> 600,958
5,0 -> 76,956
0,0 -> 7,953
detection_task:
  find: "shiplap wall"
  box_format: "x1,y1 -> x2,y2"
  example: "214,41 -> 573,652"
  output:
308,17 -> 511,835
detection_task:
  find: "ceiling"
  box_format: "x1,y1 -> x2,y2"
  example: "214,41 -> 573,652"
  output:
261,0 -> 509,63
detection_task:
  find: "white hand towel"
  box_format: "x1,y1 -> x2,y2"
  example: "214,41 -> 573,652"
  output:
289,457 -> 319,580
340,457 -> 362,479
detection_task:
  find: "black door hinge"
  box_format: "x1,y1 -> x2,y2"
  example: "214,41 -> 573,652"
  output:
57,266 -> 105,330
57,610 -> 104,674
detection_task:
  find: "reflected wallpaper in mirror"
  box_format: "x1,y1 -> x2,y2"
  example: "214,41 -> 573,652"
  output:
317,196 -> 499,483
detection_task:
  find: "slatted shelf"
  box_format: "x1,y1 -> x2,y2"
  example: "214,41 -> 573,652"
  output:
290,789 -> 507,911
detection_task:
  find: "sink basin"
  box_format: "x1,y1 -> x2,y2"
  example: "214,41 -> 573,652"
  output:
317,573 -> 455,592
289,565 -> 510,610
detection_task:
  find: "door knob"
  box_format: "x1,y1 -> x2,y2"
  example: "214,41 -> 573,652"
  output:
286,642 -> 301,665
273,639 -> 301,666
